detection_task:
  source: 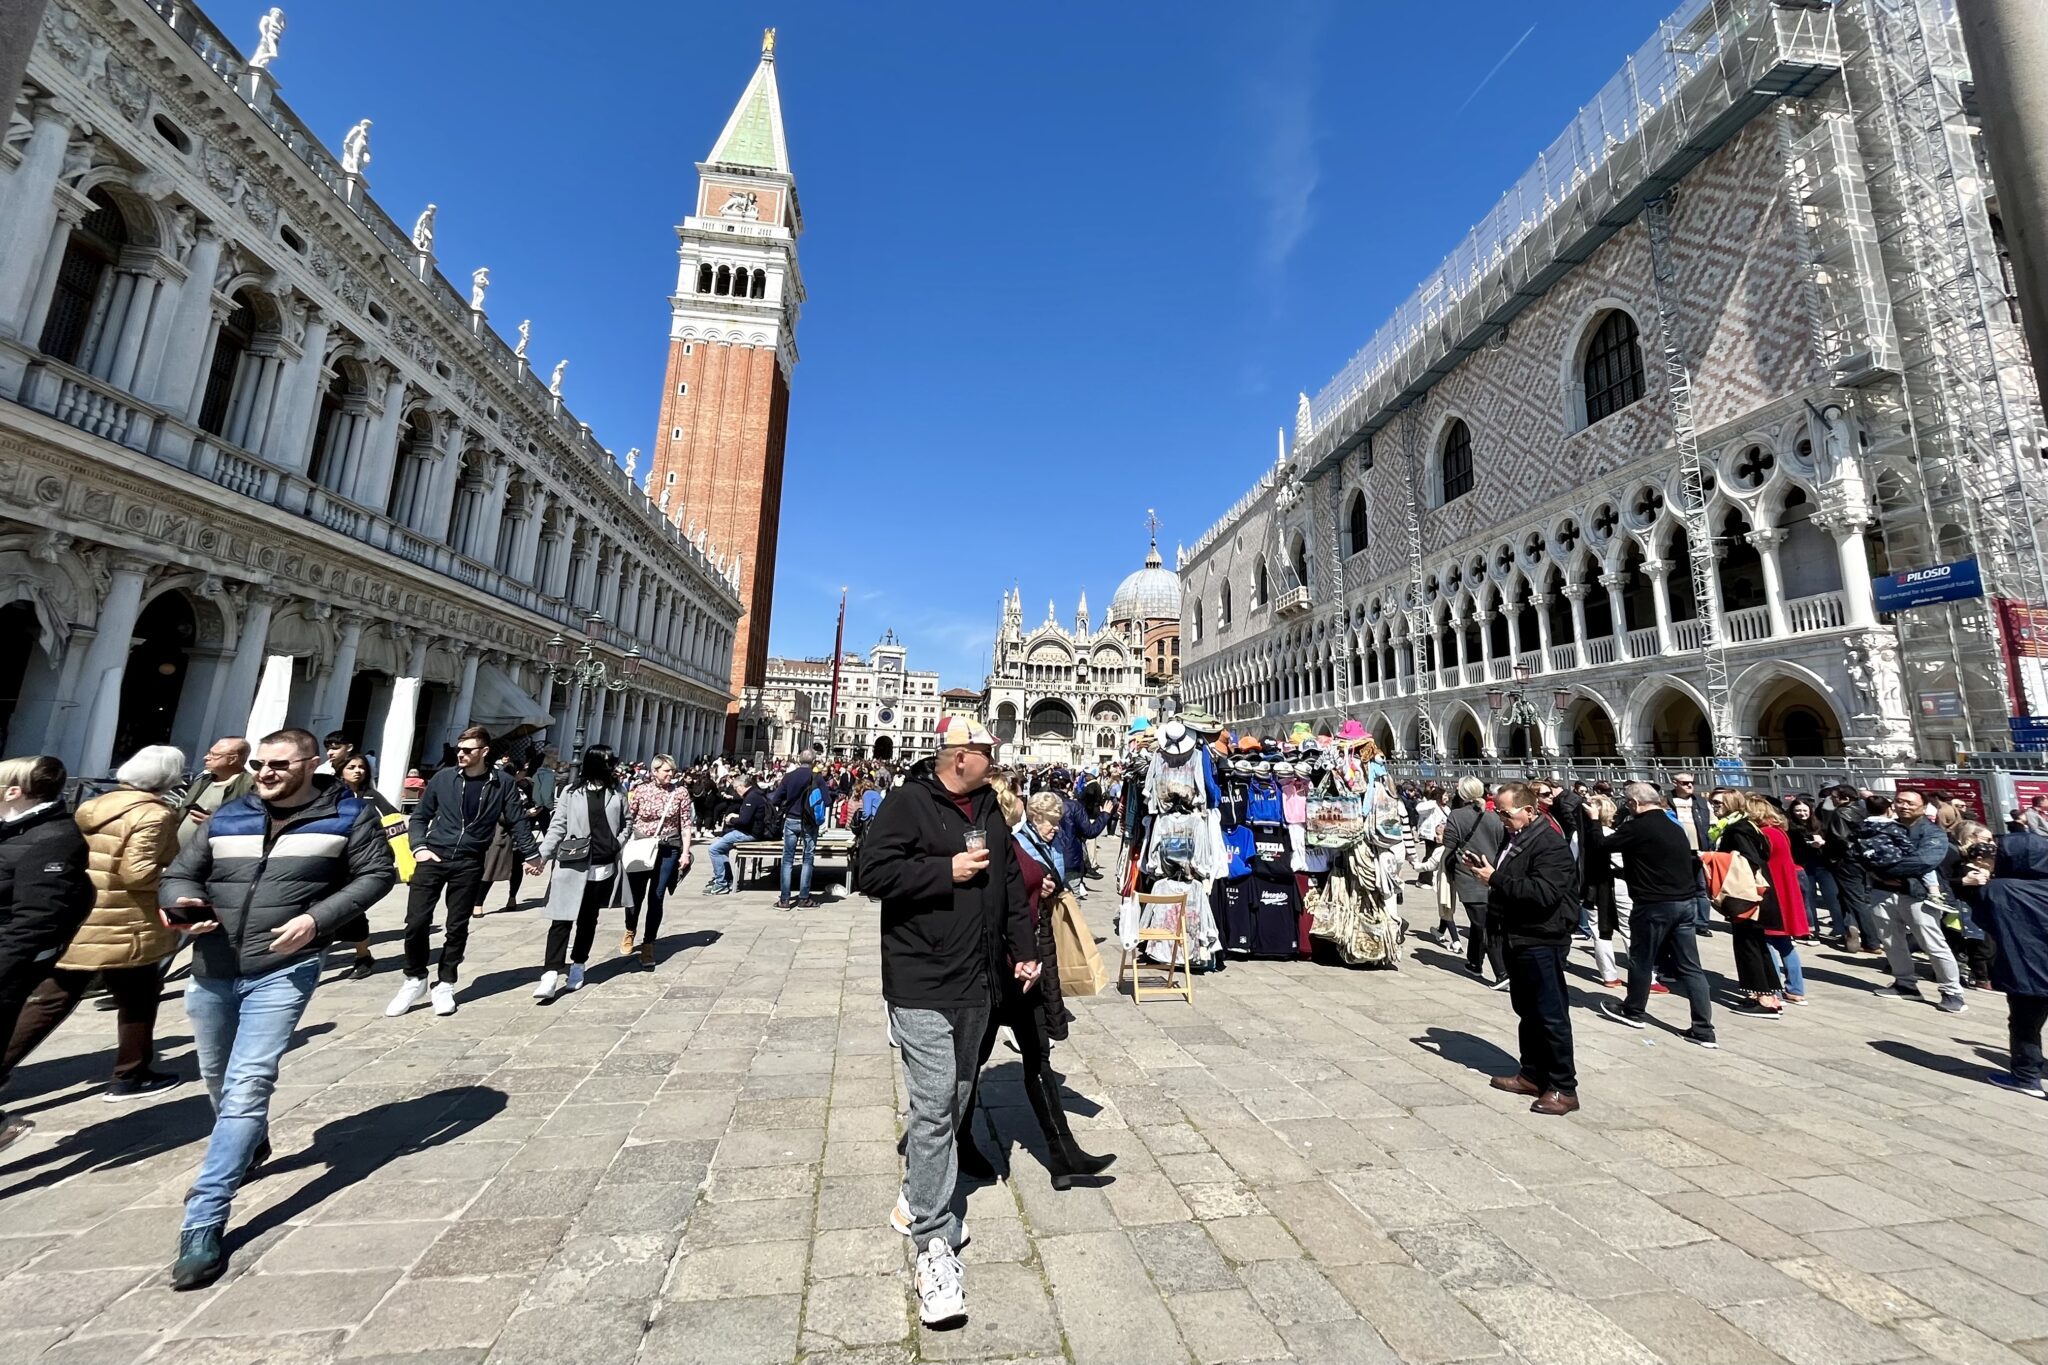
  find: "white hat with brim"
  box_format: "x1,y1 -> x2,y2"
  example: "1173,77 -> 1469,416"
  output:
1159,719 -> 1198,758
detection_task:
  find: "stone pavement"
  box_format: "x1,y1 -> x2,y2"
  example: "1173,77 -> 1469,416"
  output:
4,865 -> 2048,1365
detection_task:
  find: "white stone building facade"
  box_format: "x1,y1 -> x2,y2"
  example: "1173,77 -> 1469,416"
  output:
0,0 -> 743,788
1178,0 -> 2046,770
761,632 -> 942,762
984,544 -> 1183,768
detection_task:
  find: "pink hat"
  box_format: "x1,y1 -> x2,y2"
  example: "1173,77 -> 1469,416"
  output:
1337,719 -> 1368,742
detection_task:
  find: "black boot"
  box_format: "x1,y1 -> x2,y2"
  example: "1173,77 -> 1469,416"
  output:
1031,1072 -> 1114,1189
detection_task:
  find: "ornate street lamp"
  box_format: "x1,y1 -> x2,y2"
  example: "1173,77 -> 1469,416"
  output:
1488,662 -> 1569,759
543,616 -> 639,748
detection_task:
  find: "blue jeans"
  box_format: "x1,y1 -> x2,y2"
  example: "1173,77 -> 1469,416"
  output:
707,829 -> 748,888
780,817 -> 816,900
1624,899 -> 1715,1040
183,957 -> 321,1233
1806,865 -> 1842,936
1769,937 -> 1805,996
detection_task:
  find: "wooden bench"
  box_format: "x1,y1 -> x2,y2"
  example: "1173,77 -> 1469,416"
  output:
727,830 -> 857,890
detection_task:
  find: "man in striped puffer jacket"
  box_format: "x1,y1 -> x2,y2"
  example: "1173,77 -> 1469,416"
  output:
157,727 -> 394,1290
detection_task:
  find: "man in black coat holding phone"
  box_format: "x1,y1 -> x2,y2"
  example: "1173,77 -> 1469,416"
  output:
1465,781 -> 1584,1115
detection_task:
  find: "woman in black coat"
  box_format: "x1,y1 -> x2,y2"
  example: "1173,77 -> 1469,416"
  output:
1713,793 -> 1784,1017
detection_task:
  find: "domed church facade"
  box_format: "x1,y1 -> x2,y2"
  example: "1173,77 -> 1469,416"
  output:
983,537 -> 1182,768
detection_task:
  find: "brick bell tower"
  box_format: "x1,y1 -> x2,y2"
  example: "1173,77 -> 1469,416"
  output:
647,28 -> 805,748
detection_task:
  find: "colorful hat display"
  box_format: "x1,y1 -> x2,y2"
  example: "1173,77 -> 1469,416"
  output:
1178,706 -> 1224,735
1337,718 -> 1368,742
1236,734 -> 1263,754
1130,716 -> 1153,733
1288,721 -> 1314,745
1159,719 -> 1198,758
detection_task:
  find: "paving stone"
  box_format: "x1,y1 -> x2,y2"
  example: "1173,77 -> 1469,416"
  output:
1459,1285 -> 1661,1365
801,1274 -> 909,1351
1168,1288 -> 1291,1363
1277,1319 -> 1404,1365
183,1268 -> 401,1337
574,1181 -> 697,1235
1881,1267 -> 2048,1341
1720,1294 -> 1921,1365
639,1294 -> 800,1365
1325,1262 -> 1502,1363
1634,1239 -> 1807,1307
1774,1254 -> 1937,1326
145,1332 -> 348,1365
1597,1291 -> 1786,1365
1038,1230 -> 1188,1365
413,1217 -> 569,1277
1238,1258 -> 1357,1326
1205,1213 -> 1303,1263
1543,1180 -> 1713,1251
1257,1179 -> 1407,1265
915,1261 -> 1061,1361
487,1301 -> 650,1365
1129,1221 -> 1242,1294
470,1168 -> 605,1218
669,1238 -> 808,1299
809,1226 -> 905,1279
678,1196 -> 812,1249
259,1219 -> 443,1272
529,1231 -> 679,1304
1474,1205 -> 1657,1299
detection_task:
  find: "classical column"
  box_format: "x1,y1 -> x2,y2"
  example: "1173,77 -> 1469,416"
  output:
423,443 -> 468,543
376,634 -> 429,802
232,350 -> 286,454
1600,573 -> 1630,659
1504,597 -> 1523,666
268,309 -> 331,472
1749,528 -> 1792,637
1475,607 -> 1495,678
1530,592 -> 1554,673
1565,583 -> 1591,663
101,267 -> 164,392
349,373 -> 409,509
535,669 -> 555,719
217,589 -> 279,742
1824,514 -> 1878,628
475,456 -> 513,562
1643,559 -> 1677,654
155,230 -> 225,411
313,612 -> 367,737
66,558 -> 152,776
0,105 -> 74,338
585,685 -> 610,752
446,648 -> 480,750
511,488 -> 549,585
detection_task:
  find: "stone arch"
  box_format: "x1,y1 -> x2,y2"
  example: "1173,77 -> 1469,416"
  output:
1555,684 -> 1622,759
1731,661 -> 1848,758
1626,673 -> 1716,759
1439,698 -> 1489,761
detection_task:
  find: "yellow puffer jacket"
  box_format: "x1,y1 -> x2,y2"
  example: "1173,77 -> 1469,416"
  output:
60,788 -> 181,971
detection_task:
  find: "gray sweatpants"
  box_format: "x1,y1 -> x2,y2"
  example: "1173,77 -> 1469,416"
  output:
890,1002 -> 990,1251
1871,891 -> 1962,996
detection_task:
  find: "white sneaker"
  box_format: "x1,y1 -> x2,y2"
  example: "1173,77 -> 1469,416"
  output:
430,982 -> 457,1016
534,970 -> 562,1002
892,1192 -> 969,1247
914,1236 -> 966,1327
385,978 -> 430,1017
566,964 -> 586,992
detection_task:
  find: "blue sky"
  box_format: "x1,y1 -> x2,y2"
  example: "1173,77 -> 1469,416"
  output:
230,0 -> 1665,689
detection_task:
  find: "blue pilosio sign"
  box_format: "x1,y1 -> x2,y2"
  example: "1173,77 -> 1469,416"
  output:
1872,558 -> 1983,612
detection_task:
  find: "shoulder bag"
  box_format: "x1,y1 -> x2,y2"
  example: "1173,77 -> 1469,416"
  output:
622,787 -> 678,873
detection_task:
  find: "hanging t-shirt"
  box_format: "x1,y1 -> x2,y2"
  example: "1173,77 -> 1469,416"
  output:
1279,777 -> 1310,826
1247,821 -> 1292,877
1216,780 -> 1250,831
1246,870 -> 1302,957
1246,778 -> 1284,824
1222,824 -> 1255,879
1214,877 -> 1255,955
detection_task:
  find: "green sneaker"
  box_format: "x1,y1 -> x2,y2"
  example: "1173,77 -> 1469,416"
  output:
170,1224 -> 226,1291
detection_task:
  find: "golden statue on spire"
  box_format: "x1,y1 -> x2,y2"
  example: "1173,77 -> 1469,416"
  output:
762,27 -> 777,59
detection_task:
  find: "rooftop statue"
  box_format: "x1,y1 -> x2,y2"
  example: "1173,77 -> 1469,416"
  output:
249,7 -> 285,71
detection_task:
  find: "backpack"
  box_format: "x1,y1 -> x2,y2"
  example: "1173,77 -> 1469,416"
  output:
804,785 -> 828,830
1852,818 -> 1915,875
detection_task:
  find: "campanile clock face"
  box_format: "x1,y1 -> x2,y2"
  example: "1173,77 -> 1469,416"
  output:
878,707 -> 894,725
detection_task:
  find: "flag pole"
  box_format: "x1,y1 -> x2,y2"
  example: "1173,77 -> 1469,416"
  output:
824,587 -> 847,758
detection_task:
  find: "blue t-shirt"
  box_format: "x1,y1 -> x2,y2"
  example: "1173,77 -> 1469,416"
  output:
1223,825 -> 1255,879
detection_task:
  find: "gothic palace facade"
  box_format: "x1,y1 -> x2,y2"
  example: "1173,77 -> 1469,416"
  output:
0,0 -> 748,789
1178,0 -> 2046,770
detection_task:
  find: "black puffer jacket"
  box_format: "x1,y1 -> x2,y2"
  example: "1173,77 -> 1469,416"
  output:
1488,820 -> 1582,946
857,763 -> 1035,1011
0,802 -> 94,978
160,777 -> 396,979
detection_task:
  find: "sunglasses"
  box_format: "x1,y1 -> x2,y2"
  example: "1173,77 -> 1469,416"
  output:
456,745 -> 487,755
251,757 -> 310,773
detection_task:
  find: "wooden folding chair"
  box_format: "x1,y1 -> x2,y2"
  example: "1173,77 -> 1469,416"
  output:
1120,891 -> 1195,1004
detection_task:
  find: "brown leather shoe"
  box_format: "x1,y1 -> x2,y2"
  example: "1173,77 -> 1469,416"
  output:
1530,1090 -> 1580,1116
1489,1073 -> 1542,1097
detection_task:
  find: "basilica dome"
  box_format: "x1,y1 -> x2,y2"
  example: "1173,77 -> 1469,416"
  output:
1108,542 -> 1182,625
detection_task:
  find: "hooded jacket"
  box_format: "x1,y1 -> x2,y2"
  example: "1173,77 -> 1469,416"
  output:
0,802 -> 94,977
1053,794 -> 1110,876
1962,831 -> 2048,997
63,787 -> 181,971
160,776 -> 396,979
856,761 -> 1036,1011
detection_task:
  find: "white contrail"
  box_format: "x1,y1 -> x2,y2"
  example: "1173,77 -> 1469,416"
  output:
1455,23 -> 1539,116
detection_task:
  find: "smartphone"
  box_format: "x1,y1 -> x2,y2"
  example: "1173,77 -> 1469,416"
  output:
1460,850 -> 1482,866
164,900 -> 218,927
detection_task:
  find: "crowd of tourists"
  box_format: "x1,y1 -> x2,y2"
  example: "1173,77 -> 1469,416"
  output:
1403,772 -> 2048,1122
5,714 -> 2047,1332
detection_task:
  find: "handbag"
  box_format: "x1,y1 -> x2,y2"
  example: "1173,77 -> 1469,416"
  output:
622,788 -> 679,873
379,810 -> 416,883
553,789 -> 607,863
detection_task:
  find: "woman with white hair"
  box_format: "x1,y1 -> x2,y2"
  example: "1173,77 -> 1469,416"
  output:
0,744 -> 187,1100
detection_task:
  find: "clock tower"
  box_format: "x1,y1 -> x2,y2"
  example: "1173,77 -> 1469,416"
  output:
647,30 -> 805,748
